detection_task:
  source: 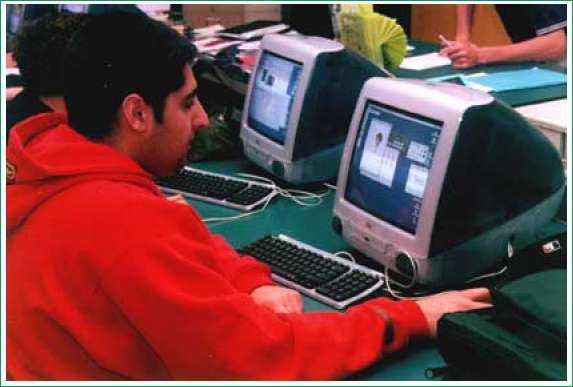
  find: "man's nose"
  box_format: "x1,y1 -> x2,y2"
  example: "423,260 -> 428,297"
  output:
192,100 -> 209,132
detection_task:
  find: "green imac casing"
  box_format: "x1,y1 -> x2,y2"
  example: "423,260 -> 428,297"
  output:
333,78 -> 565,287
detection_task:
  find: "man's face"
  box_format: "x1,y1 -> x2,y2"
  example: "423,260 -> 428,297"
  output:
146,64 -> 208,177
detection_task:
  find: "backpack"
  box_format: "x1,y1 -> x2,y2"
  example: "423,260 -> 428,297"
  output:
435,232 -> 567,381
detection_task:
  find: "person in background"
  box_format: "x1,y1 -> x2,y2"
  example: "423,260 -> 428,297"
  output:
7,12 -> 492,380
7,12 -> 89,137
440,4 -> 566,69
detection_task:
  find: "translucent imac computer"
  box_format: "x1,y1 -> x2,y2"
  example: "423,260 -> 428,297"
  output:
333,78 -> 565,287
241,34 -> 387,185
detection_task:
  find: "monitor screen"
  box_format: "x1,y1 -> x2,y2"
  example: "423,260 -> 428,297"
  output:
345,101 -> 443,234
247,51 -> 303,145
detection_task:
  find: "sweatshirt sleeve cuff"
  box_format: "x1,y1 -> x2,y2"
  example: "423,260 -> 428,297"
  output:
365,298 -> 430,354
396,300 -> 430,338
232,257 -> 276,294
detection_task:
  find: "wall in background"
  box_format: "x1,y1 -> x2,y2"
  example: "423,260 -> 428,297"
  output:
183,4 -> 280,28
182,4 -> 511,47
411,4 -> 511,46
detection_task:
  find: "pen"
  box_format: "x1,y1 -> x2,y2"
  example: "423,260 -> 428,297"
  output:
438,34 -> 452,48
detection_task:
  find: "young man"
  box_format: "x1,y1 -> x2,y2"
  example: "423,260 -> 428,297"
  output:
6,12 -> 491,380
7,12 -> 89,137
440,4 -> 566,69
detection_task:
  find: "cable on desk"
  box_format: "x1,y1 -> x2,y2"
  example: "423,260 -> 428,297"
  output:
202,193 -> 275,224
385,260 -> 508,301
235,172 -> 331,207
333,251 -> 356,264
465,266 -> 508,284
202,173 -> 333,224
383,252 -> 429,300
323,182 -> 337,191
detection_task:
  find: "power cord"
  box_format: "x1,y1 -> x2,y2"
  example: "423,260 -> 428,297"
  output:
385,245 -> 512,300
383,251 -> 428,300
333,250 -> 356,264
203,173 -> 333,224
202,193 -> 275,224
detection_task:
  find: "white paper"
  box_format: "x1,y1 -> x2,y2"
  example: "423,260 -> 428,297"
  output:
193,24 -> 225,39
238,41 -> 261,51
193,37 -> 241,54
400,52 -> 451,71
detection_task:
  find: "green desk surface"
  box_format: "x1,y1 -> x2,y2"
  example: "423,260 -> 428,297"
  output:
397,40 -> 566,107
184,158 -> 446,381
180,158 -> 566,381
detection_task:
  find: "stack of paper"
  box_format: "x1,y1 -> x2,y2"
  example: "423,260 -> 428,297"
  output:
193,37 -> 242,55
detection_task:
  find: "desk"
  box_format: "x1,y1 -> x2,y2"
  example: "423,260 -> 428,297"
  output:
397,40 -> 567,107
183,158 -> 566,381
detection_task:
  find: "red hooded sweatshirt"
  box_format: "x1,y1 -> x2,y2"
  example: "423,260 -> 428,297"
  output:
6,113 -> 429,380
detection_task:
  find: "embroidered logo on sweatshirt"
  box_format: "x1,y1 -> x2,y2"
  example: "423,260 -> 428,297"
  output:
7,161 -> 16,184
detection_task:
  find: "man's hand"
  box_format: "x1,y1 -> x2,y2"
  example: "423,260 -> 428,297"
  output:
166,194 -> 188,206
415,287 -> 492,338
439,41 -> 483,69
7,53 -> 17,68
250,285 -> 303,314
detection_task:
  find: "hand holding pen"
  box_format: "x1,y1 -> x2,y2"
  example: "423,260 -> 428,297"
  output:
438,34 -> 481,69
438,34 -> 452,48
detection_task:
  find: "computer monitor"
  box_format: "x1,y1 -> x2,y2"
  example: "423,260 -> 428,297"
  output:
240,34 -> 387,185
333,78 -> 565,287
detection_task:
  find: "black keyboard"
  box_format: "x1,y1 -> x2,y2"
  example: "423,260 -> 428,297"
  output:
239,234 -> 385,309
156,166 -> 277,211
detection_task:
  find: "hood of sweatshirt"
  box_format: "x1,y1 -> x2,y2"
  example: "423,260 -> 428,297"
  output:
6,112 -> 161,234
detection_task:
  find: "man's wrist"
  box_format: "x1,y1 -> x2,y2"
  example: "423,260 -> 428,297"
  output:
476,46 -> 490,66
455,32 -> 471,42
250,284 -> 276,295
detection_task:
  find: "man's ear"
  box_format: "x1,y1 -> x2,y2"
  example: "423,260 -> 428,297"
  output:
121,93 -> 153,133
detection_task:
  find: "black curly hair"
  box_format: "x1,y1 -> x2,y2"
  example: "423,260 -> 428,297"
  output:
63,12 -> 197,139
13,12 -> 89,96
